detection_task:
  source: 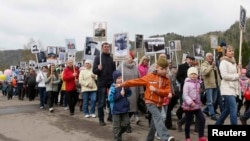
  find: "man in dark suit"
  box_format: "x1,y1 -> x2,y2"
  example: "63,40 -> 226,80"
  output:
175,55 -> 195,131
85,41 -> 100,55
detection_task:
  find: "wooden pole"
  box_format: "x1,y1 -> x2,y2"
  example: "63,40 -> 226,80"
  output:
238,29 -> 243,65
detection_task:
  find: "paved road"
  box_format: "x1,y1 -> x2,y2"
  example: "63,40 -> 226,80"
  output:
0,94 -> 236,141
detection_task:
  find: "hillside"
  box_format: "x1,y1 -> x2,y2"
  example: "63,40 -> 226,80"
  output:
0,18 -> 250,71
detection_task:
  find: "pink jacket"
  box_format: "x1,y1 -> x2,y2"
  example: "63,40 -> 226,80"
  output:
138,64 -> 149,77
182,78 -> 202,111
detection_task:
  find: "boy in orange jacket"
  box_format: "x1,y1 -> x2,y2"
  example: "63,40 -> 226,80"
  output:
117,57 -> 175,141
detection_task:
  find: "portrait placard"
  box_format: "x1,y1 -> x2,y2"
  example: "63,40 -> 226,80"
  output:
210,35 -> 218,49
240,5 -> 247,31
93,22 -> 107,41
65,39 -> 76,53
144,37 -> 165,54
193,44 -> 204,59
31,42 -> 40,54
113,33 -> 129,61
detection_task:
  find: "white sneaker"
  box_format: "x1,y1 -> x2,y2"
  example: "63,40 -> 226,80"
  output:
90,114 -> 96,118
168,136 -> 175,141
49,108 -> 54,112
64,107 -> 68,110
135,116 -> 140,125
85,115 -> 90,118
155,132 -> 161,140
40,106 -> 44,109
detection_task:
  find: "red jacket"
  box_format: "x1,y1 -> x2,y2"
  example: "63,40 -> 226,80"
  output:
62,66 -> 79,91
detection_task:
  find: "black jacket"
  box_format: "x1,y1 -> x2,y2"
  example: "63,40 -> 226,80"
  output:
176,62 -> 190,91
93,53 -> 116,87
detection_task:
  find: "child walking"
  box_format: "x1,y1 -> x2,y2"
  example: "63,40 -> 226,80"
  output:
108,70 -> 132,141
182,67 -> 207,141
118,57 -> 175,141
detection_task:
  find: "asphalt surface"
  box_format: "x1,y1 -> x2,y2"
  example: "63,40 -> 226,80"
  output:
0,93 -> 237,141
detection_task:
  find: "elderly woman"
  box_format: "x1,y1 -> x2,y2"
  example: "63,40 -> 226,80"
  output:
117,51 -> 142,133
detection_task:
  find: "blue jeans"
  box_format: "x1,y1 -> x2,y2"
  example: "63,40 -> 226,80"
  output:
146,104 -> 172,141
215,89 -> 224,112
38,87 -> 46,107
203,88 -> 218,117
215,95 -> 237,125
82,91 -> 97,115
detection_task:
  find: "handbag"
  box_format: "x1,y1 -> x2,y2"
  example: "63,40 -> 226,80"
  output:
244,86 -> 250,101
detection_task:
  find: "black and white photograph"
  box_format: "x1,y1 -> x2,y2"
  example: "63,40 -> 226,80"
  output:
169,40 -> 175,51
135,34 -> 143,49
67,52 -> 76,62
93,22 -> 107,41
240,5 -> 247,30
47,46 -> 57,58
20,61 -> 26,70
85,40 -> 100,56
31,43 -> 40,54
58,47 -> 66,53
144,37 -> 165,53
93,22 -> 106,38
29,60 -> 36,68
37,51 -> 47,63
58,52 -> 65,61
193,44 -> 204,58
113,33 -> 129,61
65,39 -> 76,53
210,35 -> 218,49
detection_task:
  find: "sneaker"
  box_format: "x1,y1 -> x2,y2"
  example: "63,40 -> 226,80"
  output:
126,126 -> 132,133
135,116 -> 140,125
49,108 -> 54,112
155,132 -> 161,140
240,117 -> 247,125
168,136 -> 175,141
107,117 -> 112,122
64,107 -> 69,110
40,106 -> 44,109
99,121 -> 106,126
211,115 -> 218,121
199,137 -> 207,141
90,114 -> 96,118
177,121 -> 182,132
185,138 -> 191,141
85,115 -> 90,118
203,111 -> 209,117
70,112 -> 74,116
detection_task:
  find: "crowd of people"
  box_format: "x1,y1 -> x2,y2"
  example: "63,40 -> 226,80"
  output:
1,42 -> 250,141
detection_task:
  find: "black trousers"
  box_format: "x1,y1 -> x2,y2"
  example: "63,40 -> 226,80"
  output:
65,90 -> 78,114
165,94 -> 178,128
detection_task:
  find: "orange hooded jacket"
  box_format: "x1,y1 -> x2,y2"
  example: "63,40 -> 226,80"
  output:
122,72 -> 171,107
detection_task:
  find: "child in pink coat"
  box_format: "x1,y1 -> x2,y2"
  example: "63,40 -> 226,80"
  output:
182,67 -> 207,141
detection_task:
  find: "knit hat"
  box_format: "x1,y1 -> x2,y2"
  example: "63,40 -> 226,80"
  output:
220,42 -> 227,47
157,58 -> 168,68
113,70 -> 122,83
85,59 -> 92,66
187,67 -> 198,76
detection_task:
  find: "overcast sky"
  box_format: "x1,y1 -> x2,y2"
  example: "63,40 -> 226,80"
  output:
0,0 -> 249,51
